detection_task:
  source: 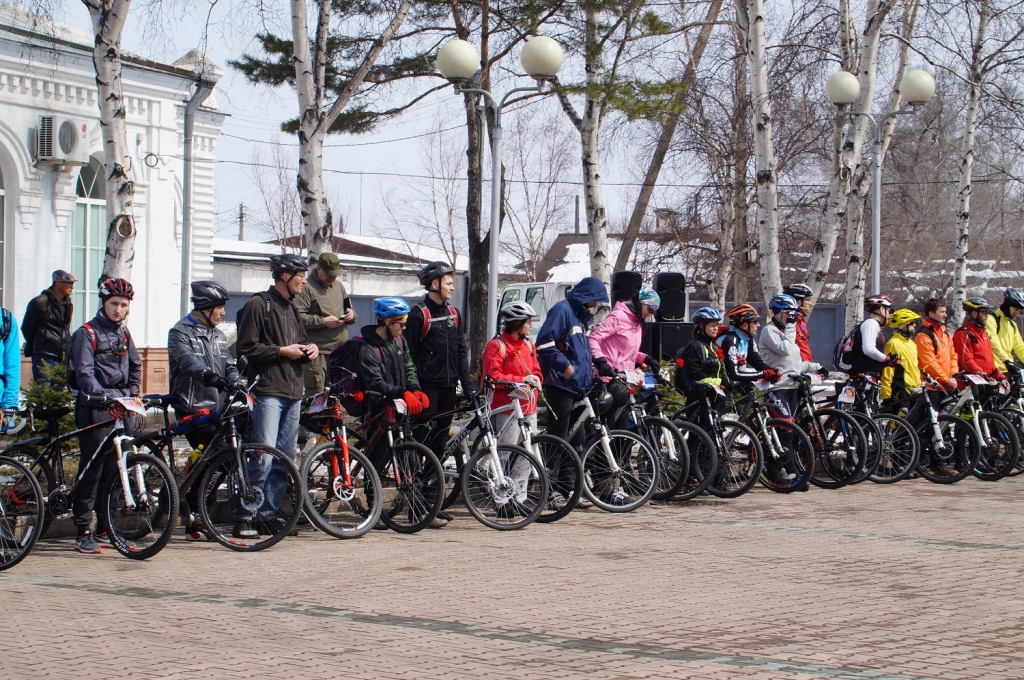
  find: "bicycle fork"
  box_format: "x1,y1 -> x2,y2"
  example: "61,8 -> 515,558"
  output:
113,434 -> 143,509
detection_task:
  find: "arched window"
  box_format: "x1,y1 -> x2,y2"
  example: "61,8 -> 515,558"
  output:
71,156 -> 106,326
0,165 -> 5,304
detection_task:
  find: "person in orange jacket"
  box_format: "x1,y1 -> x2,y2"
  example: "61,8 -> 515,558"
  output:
915,298 -> 958,394
953,297 -> 1005,381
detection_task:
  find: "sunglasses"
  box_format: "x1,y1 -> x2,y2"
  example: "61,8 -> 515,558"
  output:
389,320 -> 408,328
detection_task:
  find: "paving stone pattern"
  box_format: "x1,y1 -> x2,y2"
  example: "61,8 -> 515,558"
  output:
3,478 -> 1023,679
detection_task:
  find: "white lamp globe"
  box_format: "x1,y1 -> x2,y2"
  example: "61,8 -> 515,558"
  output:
901,69 -> 936,106
825,71 -> 860,105
437,40 -> 480,81
520,36 -> 564,79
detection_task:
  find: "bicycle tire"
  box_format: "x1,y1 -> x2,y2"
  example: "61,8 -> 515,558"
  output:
0,444 -> 56,534
581,429 -> 659,512
846,412 -> 881,483
998,408 -> 1024,477
103,452 -> 179,560
0,456 -> 44,571
868,414 -> 920,483
301,442 -> 382,538
199,445 -> 302,552
972,411 -> 1020,481
757,418 -> 814,493
707,419 -> 763,499
372,442 -> 444,534
462,443 -> 548,530
642,416 -> 690,501
801,409 -> 865,489
915,414 -> 980,484
530,434 -> 583,523
671,420 -> 718,501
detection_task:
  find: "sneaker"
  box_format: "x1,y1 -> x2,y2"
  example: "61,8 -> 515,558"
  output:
184,524 -> 210,542
232,520 -> 259,538
427,516 -> 449,529
74,532 -> 103,554
372,520 -> 389,531
608,488 -> 630,505
548,490 -> 568,510
93,531 -> 115,549
436,511 -> 454,522
775,467 -> 797,483
258,519 -> 298,537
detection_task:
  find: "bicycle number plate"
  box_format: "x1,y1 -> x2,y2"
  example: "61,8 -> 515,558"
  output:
394,399 -> 408,415
753,380 -> 772,392
966,374 -> 990,386
115,397 -> 147,415
838,386 -> 857,404
310,391 -> 329,413
712,384 -> 727,397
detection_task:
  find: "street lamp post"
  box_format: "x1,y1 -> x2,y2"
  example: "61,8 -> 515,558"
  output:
826,69 -> 936,296
437,37 -> 564,339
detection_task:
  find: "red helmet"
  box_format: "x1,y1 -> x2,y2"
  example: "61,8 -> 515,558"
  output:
98,278 -> 135,301
864,295 -> 892,312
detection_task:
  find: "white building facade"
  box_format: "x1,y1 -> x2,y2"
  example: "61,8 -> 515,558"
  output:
0,11 -> 225,389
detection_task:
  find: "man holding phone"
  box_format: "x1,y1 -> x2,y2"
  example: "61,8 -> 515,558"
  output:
234,253 -> 317,538
297,252 -> 357,398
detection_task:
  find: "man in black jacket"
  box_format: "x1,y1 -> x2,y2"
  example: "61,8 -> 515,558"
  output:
22,270 -> 76,383
404,262 -> 475,521
235,253 -> 317,539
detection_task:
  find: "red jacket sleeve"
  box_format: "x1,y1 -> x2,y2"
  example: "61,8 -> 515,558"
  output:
953,329 -> 982,374
527,340 -> 543,385
482,339 -> 521,383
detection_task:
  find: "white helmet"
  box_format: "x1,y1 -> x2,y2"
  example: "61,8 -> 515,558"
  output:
500,301 -> 536,323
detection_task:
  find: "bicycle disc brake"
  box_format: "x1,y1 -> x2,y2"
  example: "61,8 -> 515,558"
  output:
239,486 -> 265,513
490,475 -> 517,504
332,477 -> 356,501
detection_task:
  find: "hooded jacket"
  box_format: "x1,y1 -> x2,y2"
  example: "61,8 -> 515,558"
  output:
880,331 -> 921,400
954,320 -> 1004,380
68,311 -> 142,399
915,317 -> 958,387
236,287 -> 310,400
296,268 -> 356,352
168,314 -> 241,413
986,307 -> 1024,372
589,300 -> 647,376
536,277 -> 609,396
21,286 -> 73,360
795,309 -> 813,362
758,320 -> 820,387
0,310 -> 19,408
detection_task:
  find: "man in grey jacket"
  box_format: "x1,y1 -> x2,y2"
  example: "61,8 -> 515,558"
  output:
758,294 -> 821,410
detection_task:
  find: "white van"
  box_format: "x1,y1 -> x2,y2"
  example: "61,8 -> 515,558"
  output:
498,281 -> 575,339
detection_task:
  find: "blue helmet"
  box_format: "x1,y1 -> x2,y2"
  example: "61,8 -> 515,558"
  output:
374,297 -> 411,321
691,307 -> 723,323
769,294 -> 798,313
638,286 -> 661,310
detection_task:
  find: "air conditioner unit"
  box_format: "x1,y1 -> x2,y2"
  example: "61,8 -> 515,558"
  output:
35,116 -> 89,166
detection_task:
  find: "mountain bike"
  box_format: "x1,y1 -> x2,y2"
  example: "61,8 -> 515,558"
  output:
0,453 -> 44,570
733,381 -> 814,493
944,373 -> 1019,481
789,373 -> 870,488
3,396 -> 178,559
618,371 -> 691,501
990,362 -> 1024,477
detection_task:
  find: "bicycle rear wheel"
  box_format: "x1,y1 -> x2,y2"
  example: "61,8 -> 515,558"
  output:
531,434 -> 582,524
463,444 -> 547,530
373,442 -> 444,534
972,411 -> 1019,481
672,421 -> 718,501
581,430 -> 658,512
846,412 -> 881,483
103,452 -> 179,560
917,414 -> 980,484
998,408 -> 1024,477
0,456 -> 44,571
0,445 -> 55,535
757,419 -> 814,493
301,443 -> 382,538
802,409 -> 865,489
707,419 -> 763,499
869,415 -> 920,483
643,416 -> 690,501
199,445 -> 302,552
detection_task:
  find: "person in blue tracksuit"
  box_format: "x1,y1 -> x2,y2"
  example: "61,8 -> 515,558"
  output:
536,276 -> 609,441
0,306 -> 20,409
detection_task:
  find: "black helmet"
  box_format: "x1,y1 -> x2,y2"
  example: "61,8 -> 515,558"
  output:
190,281 -> 230,311
270,253 -> 309,279
589,389 -> 613,415
783,283 -> 813,300
418,261 -> 454,289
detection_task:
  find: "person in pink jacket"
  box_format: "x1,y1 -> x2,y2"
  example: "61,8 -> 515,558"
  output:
590,287 -> 662,424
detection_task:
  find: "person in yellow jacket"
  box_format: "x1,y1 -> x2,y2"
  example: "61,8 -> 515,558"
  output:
881,309 -> 923,402
986,288 -> 1024,372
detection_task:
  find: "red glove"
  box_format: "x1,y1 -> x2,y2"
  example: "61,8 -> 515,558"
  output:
402,391 -> 423,416
715,347 -> 725,361
414,391 -> 430,409
762,368 -> 781,383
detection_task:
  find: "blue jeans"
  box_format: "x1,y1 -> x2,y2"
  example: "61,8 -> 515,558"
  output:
240,395 -> 300,522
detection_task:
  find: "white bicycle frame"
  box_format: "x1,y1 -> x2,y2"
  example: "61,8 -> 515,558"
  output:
946,374 -> 1002,445
483,383 -> 544,482
563,391 -> 622,474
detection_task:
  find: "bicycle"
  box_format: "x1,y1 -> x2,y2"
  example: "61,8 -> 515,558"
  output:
130,385 -> 303,552
943,373 -> 1019,482
3,396 -> 178,559
990,362 -> 1024,477
788,373 -> 870,489
618,371 -> 691,501
732,381 -> 814,493
0,454 -> 44,570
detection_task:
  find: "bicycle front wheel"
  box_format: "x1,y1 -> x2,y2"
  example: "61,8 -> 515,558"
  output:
972,411 -> 1019,481
199,445 -> 302,552
757,418 -> 814,493
846,412 -> 881,483
581,430 -> 659,512
463,444 -> 548,530
672,420 -> 718,501
530,434 -> 582,524
707,419 -> 763,499
301,442 -> 382,538
802,409 -> 866,489
869,415 -> 920,483
0,456 -> 44,571
998,408 -> 1024,477
643,416 -> 690,501
374,442 -> 444,534
103,452 -> 179,560
917,414 -> 980,484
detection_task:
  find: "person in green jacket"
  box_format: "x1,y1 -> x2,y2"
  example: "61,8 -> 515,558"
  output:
296,252 -> 357,397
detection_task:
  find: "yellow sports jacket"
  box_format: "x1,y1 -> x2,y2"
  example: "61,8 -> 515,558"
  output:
985,309 -> 1024,372
881,332 -> 922,400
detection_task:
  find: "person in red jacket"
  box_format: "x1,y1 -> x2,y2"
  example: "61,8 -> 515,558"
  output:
953,297 -> 1005,381
784,284 -> 814,362
481,301 -> 543,445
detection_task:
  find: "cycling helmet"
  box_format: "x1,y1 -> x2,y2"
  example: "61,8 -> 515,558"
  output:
962,296 -> 992,313
269,253 -> 309,279
726,303 -> 760,325
691,307 -> 723,323
98,277 -> 134,301
865,295 -> 893,312
190,281 -> 230,310
769,294 -> 798,313
499,301 -> 536,323
418,261 -> 455,289
589,389 -> 614,415
1005,288 -> 1024,309
638,286 -> 661,311
374,297 -> 411,321
888,308 -> 921,329
783,283 -> 813,300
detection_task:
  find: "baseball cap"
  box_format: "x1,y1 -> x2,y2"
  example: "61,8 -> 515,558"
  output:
52,270 -> 77,283
318,252 -> 342,277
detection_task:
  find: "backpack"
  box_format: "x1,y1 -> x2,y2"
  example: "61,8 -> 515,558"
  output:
416,302 -> 459,339
832,326 -> 858,372
327,333 -> 406,417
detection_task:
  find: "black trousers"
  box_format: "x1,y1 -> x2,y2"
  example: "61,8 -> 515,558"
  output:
415,386 -> 459,461
73,402 -> 116,534
542,385 -> 580,443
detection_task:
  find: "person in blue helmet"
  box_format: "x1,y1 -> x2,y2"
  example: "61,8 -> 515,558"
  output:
357,297 -> 430,419
758,293 -> 822,418
536,276 -> 609,441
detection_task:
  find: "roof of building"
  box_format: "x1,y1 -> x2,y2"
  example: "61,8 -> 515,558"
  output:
272,234 -> 469,272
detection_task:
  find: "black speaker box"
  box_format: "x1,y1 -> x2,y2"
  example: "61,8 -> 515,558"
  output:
611,270 -> 643,306
642,321 -> 695,361
653,272 -> 687,321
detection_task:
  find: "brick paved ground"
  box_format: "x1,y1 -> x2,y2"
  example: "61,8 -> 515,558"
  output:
3,477 -> 1023,679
